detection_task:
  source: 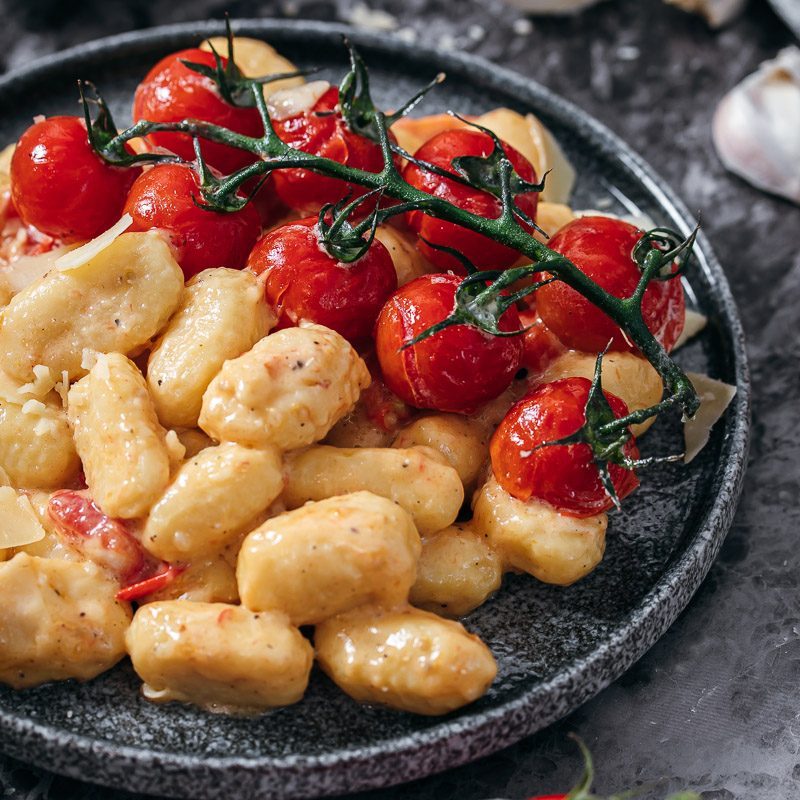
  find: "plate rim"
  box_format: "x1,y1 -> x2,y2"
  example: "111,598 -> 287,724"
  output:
0,18 -> 751,800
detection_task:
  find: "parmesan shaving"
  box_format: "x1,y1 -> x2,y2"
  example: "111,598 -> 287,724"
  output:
0,487 -> 46,549
683,372 -> 737,463
17,364 -> 56,399
81,349 -> 98,372
268,81 -> 330,121
165,429 -> 187,468
55,370 -> 70,408
21,399 -> 47,415
33,417 -> 58,436
92,352 -> 111,381
2,245 -> 79,292
674,309 -> 708,350
55,214 -> 133,272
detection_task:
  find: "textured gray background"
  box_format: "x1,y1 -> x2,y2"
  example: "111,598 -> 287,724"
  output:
0,0 -> 797,798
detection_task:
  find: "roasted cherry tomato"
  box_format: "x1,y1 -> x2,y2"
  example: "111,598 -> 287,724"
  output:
403,128 -> 539,273
490,377 -> 639,516
374,273 -> 523,414
48,491 -> 179,602
247,216 -> 397,344
271,86 -> 391,213
132,48 -> 263,173
518,305 -> 565,375
48,490 -> 151,584
536,216 -> 686,353
124,162 -> 261,279
10,116 -> 140,243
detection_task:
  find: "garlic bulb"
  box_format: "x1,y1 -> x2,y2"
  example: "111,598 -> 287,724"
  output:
712,47 -> 800,205
503,0 -> 604,14
664,0 -> 746,27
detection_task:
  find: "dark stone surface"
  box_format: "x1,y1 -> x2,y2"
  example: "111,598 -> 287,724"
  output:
0,1 -> 796,798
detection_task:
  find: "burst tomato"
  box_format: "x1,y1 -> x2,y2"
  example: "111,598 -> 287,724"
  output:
490,377 -> 640,517
123,162 -> 261,279
246,216 -> 397,344
132,48 -> 263,173
403,128 -> 539,273
519,305 -> 565,375
271,86 -> 391,213
536,216 -> 685,353
374,273 -> 523,414
10,116 -> 140,242
48,491 -> 180,602
48,490 -> 151,585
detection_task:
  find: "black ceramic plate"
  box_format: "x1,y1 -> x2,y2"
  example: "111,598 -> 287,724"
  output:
0,19 -> 750,800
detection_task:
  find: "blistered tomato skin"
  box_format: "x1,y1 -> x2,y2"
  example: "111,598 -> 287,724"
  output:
124,163 -> 261,279
536,215 -> 686,353
374,273 -> 523,414
246,217 -> 397,344
10,116 -> 140,242
271,87 -> 392,213
403,128 -> 539,273
47,491 -> 149,585
490,377 -> 640,517
132,48 -> 263,174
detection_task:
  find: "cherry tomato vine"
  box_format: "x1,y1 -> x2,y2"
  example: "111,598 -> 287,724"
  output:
77,21 -> 702,506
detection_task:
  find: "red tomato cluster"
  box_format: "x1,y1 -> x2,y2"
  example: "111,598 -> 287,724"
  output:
6,43 -> 686,518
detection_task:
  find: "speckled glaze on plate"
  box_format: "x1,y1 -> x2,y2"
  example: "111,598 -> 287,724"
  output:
0,19 -> 750,800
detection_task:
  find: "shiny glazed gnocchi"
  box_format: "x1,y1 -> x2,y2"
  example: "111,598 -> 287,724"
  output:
0,31 -> 705,719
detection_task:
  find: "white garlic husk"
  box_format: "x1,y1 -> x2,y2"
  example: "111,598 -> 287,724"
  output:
663,0 -> 747,28
503,0 -> 604,14
712,47 -> 800,205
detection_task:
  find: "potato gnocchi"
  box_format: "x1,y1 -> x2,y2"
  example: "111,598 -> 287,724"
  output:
0,32 -> 701,721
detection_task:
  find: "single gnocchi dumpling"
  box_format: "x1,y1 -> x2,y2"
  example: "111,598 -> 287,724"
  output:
392,414 -> 488,493
0,553 -> 132,688
472,477 -> 607,586
0,395 -> 81,490
138,554 -> 239,605
143,442 -> 283,562
199,323 -> 370,450
237,491 -> 421,625
410,524 -> 503,618
282,445 -> 464,536
0,232 -> 183,382
147,268 -> 275,429
126,601 -> 313,713
315,604 -> 497,715
68,352 -> 172,519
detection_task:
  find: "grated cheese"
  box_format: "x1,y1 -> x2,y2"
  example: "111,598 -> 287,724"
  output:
683,372 -> 737,463
20,399 -> 47,415
80,349 -> 98,372
55,214 -> 133,272
33,417 -> 58,437
17,364 -> 56,399
0,486 -> 46,549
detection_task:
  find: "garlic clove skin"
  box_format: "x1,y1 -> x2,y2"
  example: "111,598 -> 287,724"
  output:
712,47 -> 800,206
503,0 -> 604,14
664,0 -> 747,28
